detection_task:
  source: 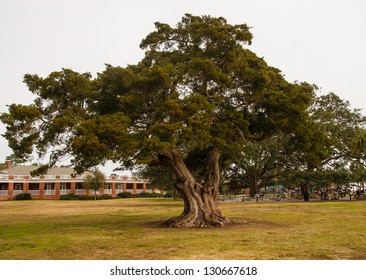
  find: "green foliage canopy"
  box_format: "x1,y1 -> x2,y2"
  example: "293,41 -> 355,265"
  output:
1,14 -> 316,177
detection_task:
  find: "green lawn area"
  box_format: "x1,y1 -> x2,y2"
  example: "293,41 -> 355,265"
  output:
0,199 -> 365,260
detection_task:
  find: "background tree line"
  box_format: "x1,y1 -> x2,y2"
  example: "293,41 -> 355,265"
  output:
139,91 -> 366,199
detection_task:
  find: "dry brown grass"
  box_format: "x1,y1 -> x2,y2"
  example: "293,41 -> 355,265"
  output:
0,199 -> 365,260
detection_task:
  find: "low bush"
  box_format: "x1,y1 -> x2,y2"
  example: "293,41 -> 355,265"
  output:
60,194 -> 115,200
78,196 -> 95,200
117,192 -> 162,198
59,192 -> 164,200
97,194 -> 113,200
135,192 -> 161,198
163,191 -> 173,198
59,194 -> 80,200
117,192 -> 134,198
15,193 -> 32,200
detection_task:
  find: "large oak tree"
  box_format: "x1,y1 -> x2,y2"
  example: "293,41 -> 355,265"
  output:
1,14 -> 315,228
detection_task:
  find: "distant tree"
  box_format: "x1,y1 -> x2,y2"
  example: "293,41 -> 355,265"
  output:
135,165 -> 176,197
310,93 -> 366,169
288,93 -> 366,200
352,130 -> 366,163
287,120 -> 331,201
0,154 -> 26,170
5,154 -> 26,165
225,135 -> 289,196
350,130 -> 366,187
0,163 -> 6,171
83,169 -> 106,200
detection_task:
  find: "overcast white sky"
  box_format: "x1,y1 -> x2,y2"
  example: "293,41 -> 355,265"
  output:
1,0 -> 365,174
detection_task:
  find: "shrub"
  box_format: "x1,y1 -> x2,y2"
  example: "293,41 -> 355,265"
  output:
59,194 -> 80,200
117,192 -> 134,198
136,192 -> 161,198
15,193 -> 32,200
60,194 -> 114,200
97,194 -> 113,200
163,191 -> 173,198
78,195 -> 95,200
135,192 -> 149,198
117,192 -> 163,198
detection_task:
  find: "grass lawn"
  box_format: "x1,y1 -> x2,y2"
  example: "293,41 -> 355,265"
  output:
0,198 -> 365,260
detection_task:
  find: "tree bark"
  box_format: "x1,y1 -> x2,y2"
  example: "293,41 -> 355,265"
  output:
151,148 -> 230,228
301,182 -> 311,202
249,176 -> 257,197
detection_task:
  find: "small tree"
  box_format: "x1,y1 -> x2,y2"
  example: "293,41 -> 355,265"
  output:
83,169 -> 106,200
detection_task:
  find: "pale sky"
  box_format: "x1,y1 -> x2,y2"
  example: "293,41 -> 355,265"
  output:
1,0 -> 365,174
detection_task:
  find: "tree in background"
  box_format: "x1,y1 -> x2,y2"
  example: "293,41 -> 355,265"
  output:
350,130 -> 366,188
83,169 -> 106,200
224,135 -> 289,196
310,93 -> 366,169
276,93 -> 366,200
135,165 -> 176,197
352,130 -> 366,164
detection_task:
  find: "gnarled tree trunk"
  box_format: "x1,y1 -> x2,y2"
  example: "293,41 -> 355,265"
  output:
151,148 -> 230,228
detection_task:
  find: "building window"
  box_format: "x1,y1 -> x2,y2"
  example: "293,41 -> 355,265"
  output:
75,183 -> 86,195
60,183 -> 71,195
13,183 -> 24,195
104,183 -> 112,194
14,184 -> 23,191
0,183 -> 8,196
116,183 -> 123,193
28,183 -> 40,195
44,183 -> 55,195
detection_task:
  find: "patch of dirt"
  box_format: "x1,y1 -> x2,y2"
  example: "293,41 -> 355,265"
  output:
143,220 -> 170,228
142,218 -> 283,230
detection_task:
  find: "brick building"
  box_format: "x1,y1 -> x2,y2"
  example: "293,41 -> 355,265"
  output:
0,164 -> 149,200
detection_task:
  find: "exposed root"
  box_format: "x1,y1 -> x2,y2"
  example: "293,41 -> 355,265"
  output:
163,213 -> 232,229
